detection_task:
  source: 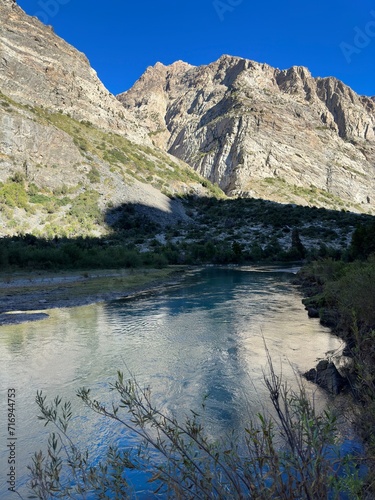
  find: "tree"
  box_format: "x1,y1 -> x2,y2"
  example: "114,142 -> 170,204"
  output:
291,228 -> 306,259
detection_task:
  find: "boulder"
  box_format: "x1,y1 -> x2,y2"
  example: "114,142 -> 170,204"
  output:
304,359 -> 348,395
307,307 -> 320,318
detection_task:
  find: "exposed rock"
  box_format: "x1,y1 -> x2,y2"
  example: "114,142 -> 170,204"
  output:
304,359 -> 348,395
0,105 -> 83,186
119,55 -> 375,211
0,312 -> 49,325
319,308 -> 340,329
0,0 -> 222,236
307,307 -> 319,318
0,0 -> 148,144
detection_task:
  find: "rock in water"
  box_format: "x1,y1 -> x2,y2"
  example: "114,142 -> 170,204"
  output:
305,359 -> 348,395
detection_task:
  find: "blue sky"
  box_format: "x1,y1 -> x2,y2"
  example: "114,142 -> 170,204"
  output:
17,0 -> 375,97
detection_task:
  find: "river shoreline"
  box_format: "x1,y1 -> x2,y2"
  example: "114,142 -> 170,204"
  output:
0,264 -> 300,326
0,266 -> 191,325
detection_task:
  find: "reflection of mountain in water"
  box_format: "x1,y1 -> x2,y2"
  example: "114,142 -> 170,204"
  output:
0,267 -> 343,498
103,267 -> 341,430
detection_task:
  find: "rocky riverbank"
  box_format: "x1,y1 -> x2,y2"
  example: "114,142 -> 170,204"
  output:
295,259 -> 375,399
0,266 -> 188,325
293,264 -> 351,394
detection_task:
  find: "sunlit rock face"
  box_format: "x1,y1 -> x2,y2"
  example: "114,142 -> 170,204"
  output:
119,55 -> 375,211
0,0 -> 205,235
0,0 -> 148,143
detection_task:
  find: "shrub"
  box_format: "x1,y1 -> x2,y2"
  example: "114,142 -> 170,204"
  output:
290,228 -> 306,259
0,181 -> 28,208
11,171 -> 26,183
349,222 -> 375,260
87,166 -> 101,184
69,191 -> 102,224
27,358 -> 367,499
0,245 -> 9,268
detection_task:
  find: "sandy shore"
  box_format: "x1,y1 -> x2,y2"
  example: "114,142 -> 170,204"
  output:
0,267 -> 188,325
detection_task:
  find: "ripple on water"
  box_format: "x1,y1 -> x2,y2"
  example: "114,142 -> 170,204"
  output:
0,267 -> 344,499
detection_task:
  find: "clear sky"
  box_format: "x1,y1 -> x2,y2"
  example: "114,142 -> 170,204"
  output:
16,0 -> 375,97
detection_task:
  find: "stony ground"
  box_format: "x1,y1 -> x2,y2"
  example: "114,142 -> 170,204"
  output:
0,267 -> 187,324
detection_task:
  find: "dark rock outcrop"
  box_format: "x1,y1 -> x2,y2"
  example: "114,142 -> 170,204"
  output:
304,359 -> 348,395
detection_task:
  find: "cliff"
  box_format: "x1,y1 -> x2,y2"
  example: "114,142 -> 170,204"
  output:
119,55 -> 375,212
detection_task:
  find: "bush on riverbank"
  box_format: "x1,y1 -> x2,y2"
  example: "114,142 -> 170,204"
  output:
297,252 -> 375,493
0,235 -> 170,270
27,359 -> 366,499
0,233 -> 308,272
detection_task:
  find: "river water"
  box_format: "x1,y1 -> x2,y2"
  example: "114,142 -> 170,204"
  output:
0,266 -> 345,498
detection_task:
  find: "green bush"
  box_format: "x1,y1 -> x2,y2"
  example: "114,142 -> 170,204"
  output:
11,171 -> 26,183
28,360 -> 366,499
29,193 -> 50,204
0,180 -> 28,208
349,222 -> 375,260
324,259 -> 375,335
87,166 -> 101,184
69,191 -> 102,224
104,148 -> 128,165
0,245 -> 9,268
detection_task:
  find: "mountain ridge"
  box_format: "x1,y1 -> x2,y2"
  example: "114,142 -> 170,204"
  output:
118,55 -> 375,212
0,0 -> 148,144
0,0 -> 374,263
0,0 -> 224,238
0,0 -> 374,255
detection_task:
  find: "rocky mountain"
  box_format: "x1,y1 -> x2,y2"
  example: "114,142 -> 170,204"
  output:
0,0 -> 220,237
0,0 -> 144,142
118,56 -> 375,212
0,0 -> 373,259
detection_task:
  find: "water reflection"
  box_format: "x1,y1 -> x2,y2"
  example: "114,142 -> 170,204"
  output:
0,267 -> 343,498
104,268 -> 342,422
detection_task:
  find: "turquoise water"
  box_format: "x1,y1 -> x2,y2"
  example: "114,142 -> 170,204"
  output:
0,267 -> 344,498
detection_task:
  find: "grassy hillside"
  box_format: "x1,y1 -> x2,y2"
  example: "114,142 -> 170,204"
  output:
0,89 -> 223,238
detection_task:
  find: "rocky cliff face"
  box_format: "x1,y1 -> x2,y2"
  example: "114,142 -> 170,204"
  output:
118,55 -> 375,212
0,0 -> 221,236
0,0 -> 147,143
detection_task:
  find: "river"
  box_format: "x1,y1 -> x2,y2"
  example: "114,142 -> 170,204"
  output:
0,266 -> 345,498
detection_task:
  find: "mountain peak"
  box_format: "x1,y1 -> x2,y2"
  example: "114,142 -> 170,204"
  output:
0,0 -> 148,143
118,55 -> 375,211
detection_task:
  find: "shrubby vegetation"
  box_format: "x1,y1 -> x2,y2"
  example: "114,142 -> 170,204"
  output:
1,194 -> 372,271
0,235 -> 170,270
296,220 -> 375,493
0,177 -> 29,209
27,357 -> 366,499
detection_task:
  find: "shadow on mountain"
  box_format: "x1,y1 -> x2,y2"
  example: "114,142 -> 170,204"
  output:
104,197 -> 188,231
0,195 -> 374,272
